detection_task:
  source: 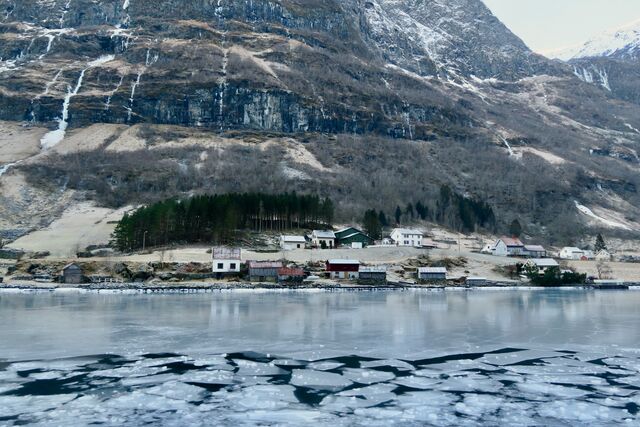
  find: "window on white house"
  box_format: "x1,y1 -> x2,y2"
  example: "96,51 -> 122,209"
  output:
230,263 -> 236,269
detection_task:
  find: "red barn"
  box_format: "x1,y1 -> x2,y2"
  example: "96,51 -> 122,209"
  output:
326,259 -> 360,280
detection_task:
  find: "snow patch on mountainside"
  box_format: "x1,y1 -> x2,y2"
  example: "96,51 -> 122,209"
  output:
552,19 -> 640,60
572,65 -> 611,91
575,201 -> 633,230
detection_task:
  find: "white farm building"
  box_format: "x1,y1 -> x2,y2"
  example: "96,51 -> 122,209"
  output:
280,235 -> 306,251
390,228 -> 424,247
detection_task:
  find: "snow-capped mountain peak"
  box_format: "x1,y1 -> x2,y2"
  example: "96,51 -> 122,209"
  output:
551,19 -> 640,61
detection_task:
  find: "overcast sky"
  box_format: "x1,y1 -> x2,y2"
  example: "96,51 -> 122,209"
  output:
482,0 -> 640,54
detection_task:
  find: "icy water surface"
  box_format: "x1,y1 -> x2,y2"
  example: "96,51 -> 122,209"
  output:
0,289 -> 639,426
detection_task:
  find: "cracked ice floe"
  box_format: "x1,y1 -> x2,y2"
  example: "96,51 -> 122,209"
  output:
0,347 -> 638,425
306,361 -> 344,371
321,384 -> 397,410
227,385 -> 299,410
360,359 -> 414,371
341,368 -> 396,385
234,359 -> 288,377
0,395 -> 77,419
290,369 -> 353,390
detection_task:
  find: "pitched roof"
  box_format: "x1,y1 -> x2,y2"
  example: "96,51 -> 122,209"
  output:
561,247 -> 583,252
63,263 -> 82,271
529,258 -> 559,267
327,259 -> 360,265
418,267 -> 447,274
247,261 -> 283,269
499,237 -> 524,247
393,228 -> 423,236
312,230 -> 336,239
213,247 -> 241,259
281,235 -> 306,243
278,268 -> 305,276
524,245 -> 546,251
360,266 -> 387,273
335,227 -> 360,234
339,231 -> 373,240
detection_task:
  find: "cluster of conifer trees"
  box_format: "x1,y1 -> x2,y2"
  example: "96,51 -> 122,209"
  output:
112,185 -> 497,252
111,193 -> 334,251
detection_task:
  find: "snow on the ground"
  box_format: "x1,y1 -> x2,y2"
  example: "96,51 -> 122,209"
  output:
519,147 -> 567,165
574,201 -> 634,230
550,19 -> 640,60
7,202 -> 132,257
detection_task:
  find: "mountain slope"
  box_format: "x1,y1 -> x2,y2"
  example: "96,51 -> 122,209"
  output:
553,19 -> 640,61
361,0 -> 560,80
1,0 -> 640,244
554,20 -> 640,106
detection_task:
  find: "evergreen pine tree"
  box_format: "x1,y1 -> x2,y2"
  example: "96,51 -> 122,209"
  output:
595,234 -> 607,252
378,211 -> 389,227
509,219 -> 523,237
363,210 -> 382,240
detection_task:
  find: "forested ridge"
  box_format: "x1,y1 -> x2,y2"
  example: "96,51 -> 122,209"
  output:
111,186 -> 497,251
111,193 -> 334,251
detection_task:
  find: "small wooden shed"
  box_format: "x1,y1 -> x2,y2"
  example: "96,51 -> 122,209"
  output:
247,261 -> 283,282
63,263 -> 83,284
418,267 -> 447,281
358,266 -> 387,284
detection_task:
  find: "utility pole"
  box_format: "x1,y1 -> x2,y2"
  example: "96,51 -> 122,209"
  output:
142,230 -> 148,253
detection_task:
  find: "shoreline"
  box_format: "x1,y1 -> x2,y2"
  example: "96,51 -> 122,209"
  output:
1,281 -> 638,293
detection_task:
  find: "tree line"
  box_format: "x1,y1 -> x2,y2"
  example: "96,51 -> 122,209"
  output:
111,193 -> 334,251
362,185 -> 496,238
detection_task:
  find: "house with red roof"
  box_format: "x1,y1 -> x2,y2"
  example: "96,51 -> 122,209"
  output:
490,237 -> 525,257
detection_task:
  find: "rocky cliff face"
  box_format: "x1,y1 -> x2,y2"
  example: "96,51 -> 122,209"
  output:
1,0 -> 640,241
360,0 -> 561,80
0,0 -> 565,139
0,0 -> 475,138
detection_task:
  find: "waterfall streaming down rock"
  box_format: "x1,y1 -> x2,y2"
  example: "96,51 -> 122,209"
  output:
40,55 -> 115,149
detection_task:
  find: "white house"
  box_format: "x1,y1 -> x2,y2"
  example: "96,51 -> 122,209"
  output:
559,247 -> 586,260
525,258 -> 560,274
212,247 -> 242,275
311,230 -> 336,249
595,250 -> 612,261
280,235 -> 306,251
390,228 -> 424,247
491,237 -> 525,257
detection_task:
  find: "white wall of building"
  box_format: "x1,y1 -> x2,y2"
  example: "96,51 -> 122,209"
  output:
390,229 -> 423,247
212,259 -> 241,273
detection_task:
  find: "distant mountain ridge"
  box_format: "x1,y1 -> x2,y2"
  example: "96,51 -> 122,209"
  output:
552,19 -> 640,61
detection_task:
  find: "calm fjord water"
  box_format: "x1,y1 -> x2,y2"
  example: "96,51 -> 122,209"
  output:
0,289 -> 639,425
